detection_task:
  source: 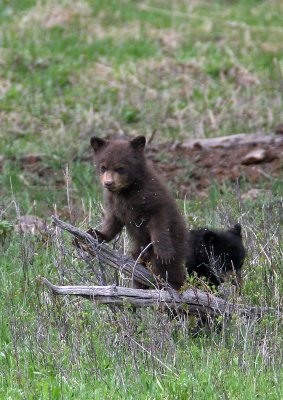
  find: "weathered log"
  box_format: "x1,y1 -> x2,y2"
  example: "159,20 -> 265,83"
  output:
41,278 -> 278,319
181,133 -> 283,150
52,215 -> 156,287
50,216 -> 280,319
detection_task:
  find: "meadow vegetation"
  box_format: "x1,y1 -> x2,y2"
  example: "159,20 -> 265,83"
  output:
0,0 -> 283,398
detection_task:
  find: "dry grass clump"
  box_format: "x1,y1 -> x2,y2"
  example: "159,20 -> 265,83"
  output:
20,0 -> 91,30
0,77 -> 11,97
85,20 -> 144,42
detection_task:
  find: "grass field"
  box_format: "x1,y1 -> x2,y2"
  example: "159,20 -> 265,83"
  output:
1,0 -> 283,398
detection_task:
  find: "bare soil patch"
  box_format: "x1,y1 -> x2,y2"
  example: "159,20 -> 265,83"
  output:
148,139 -> 283,198
2,136 -> 282,203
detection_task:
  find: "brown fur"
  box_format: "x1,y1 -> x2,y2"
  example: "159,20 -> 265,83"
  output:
90,135 -> 187,290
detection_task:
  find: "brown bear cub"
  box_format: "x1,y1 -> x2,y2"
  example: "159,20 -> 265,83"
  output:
186,224 -> 246,287
89,135 -> 187,290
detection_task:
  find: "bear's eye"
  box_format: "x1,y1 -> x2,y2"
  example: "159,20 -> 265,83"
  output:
100,166 -> 107,173
116,167 -> 125,174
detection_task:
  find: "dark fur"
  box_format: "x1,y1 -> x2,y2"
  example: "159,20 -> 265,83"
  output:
186,224 -> 246,287
90,135 -> 187,290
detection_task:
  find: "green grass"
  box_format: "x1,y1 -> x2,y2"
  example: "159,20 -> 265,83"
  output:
1,0 -> 283,398
1,0 -> 283,159
1,191 -> 283,398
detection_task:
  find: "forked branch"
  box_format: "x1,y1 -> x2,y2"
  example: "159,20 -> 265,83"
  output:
52,215 -> 155,287
45,216 -> 279,319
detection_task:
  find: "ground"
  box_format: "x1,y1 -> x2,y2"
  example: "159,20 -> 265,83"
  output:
2,135 -> 282,209
150,138 -> 283,197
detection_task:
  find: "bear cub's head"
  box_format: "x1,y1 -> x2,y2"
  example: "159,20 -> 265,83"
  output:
201,224 -> 246,272
90,135 -> 146,192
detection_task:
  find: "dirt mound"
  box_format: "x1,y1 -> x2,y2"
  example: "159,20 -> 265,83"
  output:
148,139 -> 283,198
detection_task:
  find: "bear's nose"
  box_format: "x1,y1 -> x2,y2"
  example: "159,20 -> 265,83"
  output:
104,181 -> 114,189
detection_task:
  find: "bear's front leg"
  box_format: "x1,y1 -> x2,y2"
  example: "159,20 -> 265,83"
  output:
94,213 -> 124,243
148,216 -> 186,289
149,221 -> 175,265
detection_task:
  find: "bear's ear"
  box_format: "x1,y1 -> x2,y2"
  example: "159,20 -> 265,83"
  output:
231,223 -> 242,237
90,137 -> 107,152
203,230 -> 216,245
130,135 -> 146,150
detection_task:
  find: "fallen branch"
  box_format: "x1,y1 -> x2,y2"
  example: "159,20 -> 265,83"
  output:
49,216 -> 280,319
181,133 -> 283,150
52,215 -> 155,287
41,278 -> 278,319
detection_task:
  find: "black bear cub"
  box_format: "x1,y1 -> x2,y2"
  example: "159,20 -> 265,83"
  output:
186,224 -> 246,287
89,135 -> 187,290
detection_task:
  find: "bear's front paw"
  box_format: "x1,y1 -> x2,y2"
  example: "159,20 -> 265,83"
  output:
86,228 -> 105,243
73,228 -> 105,249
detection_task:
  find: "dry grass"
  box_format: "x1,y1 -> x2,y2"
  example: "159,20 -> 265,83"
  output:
19,0 -> 91,30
